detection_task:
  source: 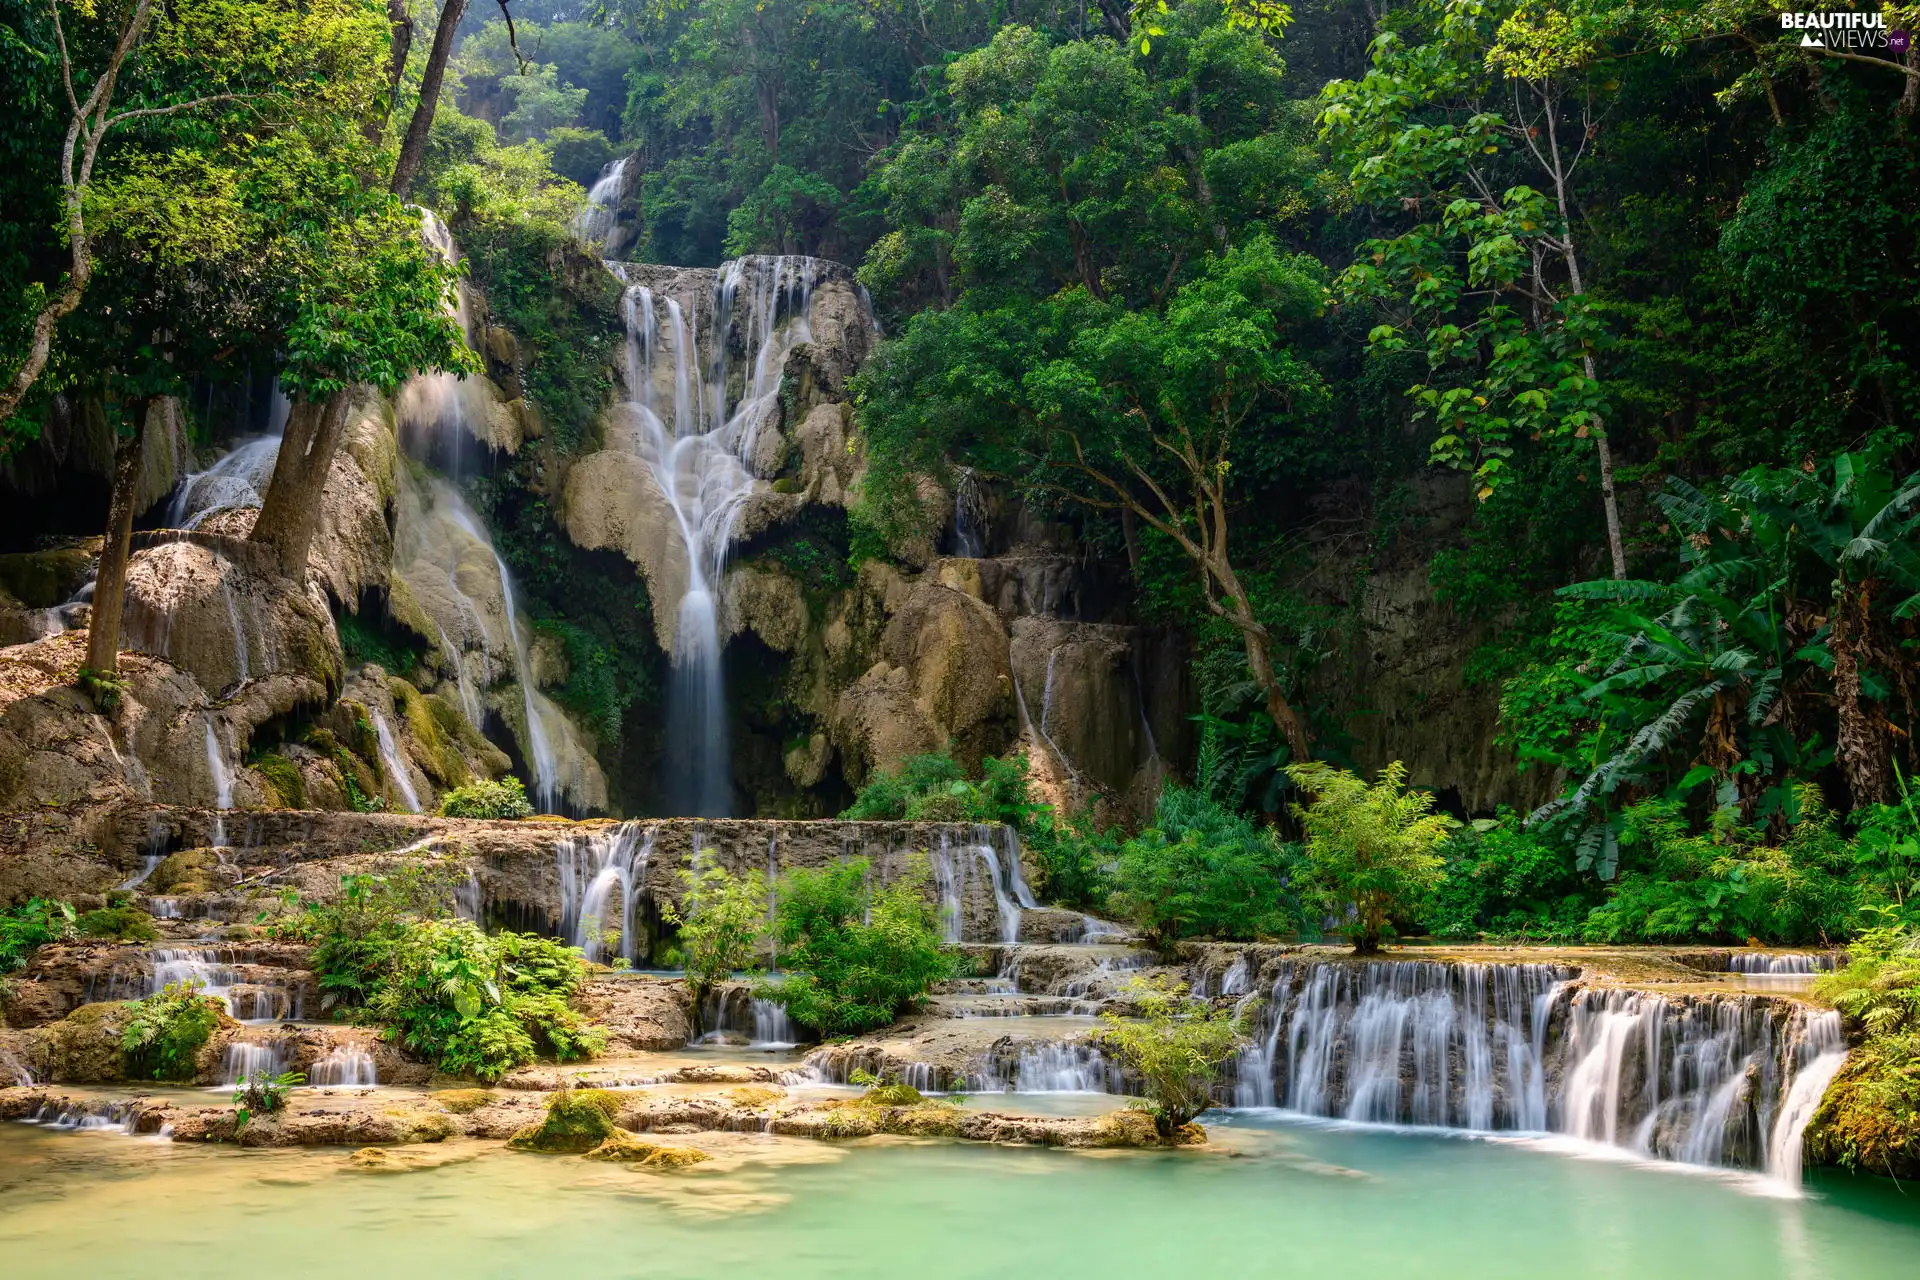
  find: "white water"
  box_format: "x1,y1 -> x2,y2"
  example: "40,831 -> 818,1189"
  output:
555,821 -> 654,964
1235,960 -> 1848,1185
928,825 -> 1040,944
1723,952 -> 1837,975
309,1038 -> 379,1088
952,465 -> 987,556
221,1034 -> 289,1086
613,257 -> 866,815
571,157 -> 630,246
369,708 -> 422,814
203,718 -> 234,849
167,434 -> 282,528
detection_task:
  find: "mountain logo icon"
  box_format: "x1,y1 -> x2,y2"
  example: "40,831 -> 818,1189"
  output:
1799,32 -> 1824,46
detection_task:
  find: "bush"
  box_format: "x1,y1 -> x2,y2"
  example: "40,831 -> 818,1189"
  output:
439,777 -> 535,819
0,898 -> 75,973
660,859 -> 766,1029
301,866 -> 603,1081
233,1069 -> 305,1129
1428,811 -> 1595,942
1579,799 -> 1862,944
764,856 -> 956,1036
1107,786 -> 1298,954
1808,921 -> 1920,1178
1098,975 -> 1249,1136
1288,761 -> 1457,954
121,982 -> 224,1081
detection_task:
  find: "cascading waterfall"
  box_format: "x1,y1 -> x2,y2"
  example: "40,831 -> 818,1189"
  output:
928,825 -> 1040,945
167,434 -> 282,528
1722,952 -> 1838,975
309,1038 -> 379,1087
555,821 -> 654,964
433,493 -> 562,810
614,256 -> 854,815
571,156 -> 630,246
1233,959 -> 1849,1181
369,708 -> 422,814
952,465 -> 987,557
203,718 -> 234,849
221,1034 -> 289,1086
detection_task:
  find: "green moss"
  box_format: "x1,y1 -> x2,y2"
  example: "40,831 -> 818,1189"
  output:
339,614 -> 426,678
251,753 -> 306,810
438,777 -> 533,819
433,1088 -> 495,1114
508,1086 -> 625,1153
583,1134 -> 711,1166
77,903 -> 157,943
1806,1052 -> 1920,1180
392,677 -> 469,789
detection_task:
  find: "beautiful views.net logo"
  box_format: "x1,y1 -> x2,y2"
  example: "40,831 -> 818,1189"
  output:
1780,11 -> 1911,51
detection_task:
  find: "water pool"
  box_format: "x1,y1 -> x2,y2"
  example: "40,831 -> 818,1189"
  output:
2,1111 -> 1914,1279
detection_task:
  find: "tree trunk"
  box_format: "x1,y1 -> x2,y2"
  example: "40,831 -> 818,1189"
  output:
390,0 -> 471,199
1212,560 -> 1312,762
1832,580 -> 1893,807
84,399 -> 152,678
250,389 -> 353,580
383,0 -> 416,117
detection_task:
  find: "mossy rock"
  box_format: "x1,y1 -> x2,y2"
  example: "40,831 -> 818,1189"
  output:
1805,1054 -> 1920,1180
151,848 -> 215,894
379,1105 -> 457,1144
861,1082 -> 926,1107
393,677 -> 469,789
508,1086 -> 625,1153
252,753 -> 305,809
38,1003 -> 133,1083
883,1104 -> 964,1139
582,1134 -> 711,1168
723,1085 -> 785,1109
433,1088 -> 495,1115
814,1103 -> 880,1139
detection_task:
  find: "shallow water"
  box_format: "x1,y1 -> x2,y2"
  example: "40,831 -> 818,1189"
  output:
4,1110 -> 1917,1278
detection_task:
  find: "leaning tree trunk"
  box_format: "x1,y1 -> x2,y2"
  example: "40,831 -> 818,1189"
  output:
390,0 -> 471,199
1832,579 -> 1894,807
249,389 -> 352,580
84,399 -> 152,678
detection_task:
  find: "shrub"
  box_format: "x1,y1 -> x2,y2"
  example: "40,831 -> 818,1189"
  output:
660,858 -> 766,1029
1428,811 -> 1595,942
1098,975 -> 1249,1136
1107,786 -> 1298,954
439,777 -> 535,819
121,982 -> 224,1081
1,898 -> 76,972
1807,920 -> 1920,1178
1287,761 -> 1457,954
764,856 -> 956,1036
233,1070 -> 305,1129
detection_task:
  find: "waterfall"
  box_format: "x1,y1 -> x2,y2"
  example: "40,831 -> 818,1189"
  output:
309,1038 -> 379,1087
167,434 -> 281,528
555,821 -> 654,964
1722,952 -> 1836,975
221,1033 -> 289,1085
203,718 -> 234,849
928,825 -> 1039,944
433,493 -> 562,811
1235,959 -> 1849,1180
571,156 -> 630,246
369,708 -> 422,814
613,256 -> 857,815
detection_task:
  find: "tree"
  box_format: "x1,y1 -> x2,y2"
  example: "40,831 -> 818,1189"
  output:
857,239 -> 1329,761
1108,785 -> 1298,953
1287,760 -> 1457,953
1098,973 -> 1248,1136
1322,0 -> 1636,577
0,0 -> 245,425
391,0 -> 473,199
660,857 -> 766,1031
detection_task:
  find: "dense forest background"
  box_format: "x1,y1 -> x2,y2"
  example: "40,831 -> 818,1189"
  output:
2,0 -> 1918,948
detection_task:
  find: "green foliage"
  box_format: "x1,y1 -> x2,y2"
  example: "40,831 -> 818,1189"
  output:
1808,919 -> 1920,1177
439,777 -> 535,820
0,897 -> 75,974
233,1070 -> 305,1130
1098,974 -> 1249,1135
1107,786 -> 1298,954
660,858 -> 767,1016
1579,798 -> 1864,946
1428,812 -> 1595,942
1288,761 -> 1456,954
121,982 -> 223,1082
763,857 -> 956,1037
338,613 -> 425,678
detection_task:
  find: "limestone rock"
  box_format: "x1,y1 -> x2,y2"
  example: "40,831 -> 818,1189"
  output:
121,540 -> 343,700
723,566 -> 808,653
574,978 -> 692,1052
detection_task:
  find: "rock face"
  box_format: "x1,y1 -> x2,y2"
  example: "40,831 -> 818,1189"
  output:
121,539 -> 343,700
